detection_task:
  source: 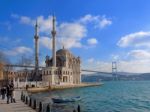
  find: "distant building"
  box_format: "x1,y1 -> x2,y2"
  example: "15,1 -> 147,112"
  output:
0,63 -> 4,80
42,16 -> 81,85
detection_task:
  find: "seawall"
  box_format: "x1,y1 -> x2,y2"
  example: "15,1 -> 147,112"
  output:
27,83 -> 103,93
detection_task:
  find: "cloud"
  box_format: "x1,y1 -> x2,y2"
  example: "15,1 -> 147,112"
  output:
39,36 -> 52,50
79,14 -> 112,29
85,58 -> 112,72
11,14 -> 112,49
87,38 -> 98,45
11,13 -> 19,18
20,15 -> 53,34
37,16 -> 53,33
12,14 -> 53,34
111,54 -> 120,61
87,58 -> 94,63
117,31 -> 150,48
116,31 -> 150,73
58,22 -> 86,48
20,16 -> 34,25
118,60 -> 150,73
128,49 -> 150,59
83,57 -> 150,73
4,46 -> 32,56
0,22 -> 11,30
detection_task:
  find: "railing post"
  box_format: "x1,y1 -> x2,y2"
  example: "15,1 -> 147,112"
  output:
29,98 -> 32,106
46,104 -> 50,112
39,102 -> 42,112
21,91 -> 23,100
23,95 -> 25,102
25,96 -> 28,104
77,105 -> 80,112
33,99 -> 36,109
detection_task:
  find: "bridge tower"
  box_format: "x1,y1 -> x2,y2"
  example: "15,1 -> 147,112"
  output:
112,61 -> 118,80
34,20 -> 39,81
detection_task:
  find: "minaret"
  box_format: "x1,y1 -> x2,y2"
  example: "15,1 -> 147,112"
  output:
34,20 -> 39,79
51,16 -> 56,67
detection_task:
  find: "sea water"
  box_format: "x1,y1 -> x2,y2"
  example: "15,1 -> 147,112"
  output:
34,81 -> 150,112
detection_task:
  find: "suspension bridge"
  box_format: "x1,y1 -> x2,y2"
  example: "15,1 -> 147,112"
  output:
4,63 -> 116,75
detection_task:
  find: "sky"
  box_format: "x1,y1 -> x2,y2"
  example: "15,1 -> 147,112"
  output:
0,0 -> 150,73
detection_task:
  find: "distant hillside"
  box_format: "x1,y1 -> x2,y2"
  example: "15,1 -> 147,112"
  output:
82,72 -> 150,82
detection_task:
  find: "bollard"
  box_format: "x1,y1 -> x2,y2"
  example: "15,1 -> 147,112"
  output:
22,95 -> 24,102
77,105 -> 80,112
33,99 -> 36,109
21,91 -> 23,100
46,104 -> 50,112
29,98 -> 32,106
39,102 -> 42,112
23,95 -> 25,102
25,96 -> 28,104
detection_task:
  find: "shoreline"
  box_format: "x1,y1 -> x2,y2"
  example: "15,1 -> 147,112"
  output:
27,82 -> 103,93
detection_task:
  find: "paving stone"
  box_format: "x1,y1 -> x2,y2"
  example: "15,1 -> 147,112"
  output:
0,90 -> 36,112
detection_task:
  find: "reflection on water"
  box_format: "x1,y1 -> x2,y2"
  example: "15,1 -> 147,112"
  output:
32,81 -> 150,112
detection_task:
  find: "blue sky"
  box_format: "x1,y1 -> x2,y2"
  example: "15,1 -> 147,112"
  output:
1,0 -> 150,73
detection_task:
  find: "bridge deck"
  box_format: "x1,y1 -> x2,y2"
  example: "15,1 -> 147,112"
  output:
0,90 -> 35,112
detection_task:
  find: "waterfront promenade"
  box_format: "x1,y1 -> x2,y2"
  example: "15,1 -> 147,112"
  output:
0,90 -> 35,112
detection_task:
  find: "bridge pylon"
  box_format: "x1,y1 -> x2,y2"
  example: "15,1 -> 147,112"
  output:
112,61 -> 118,80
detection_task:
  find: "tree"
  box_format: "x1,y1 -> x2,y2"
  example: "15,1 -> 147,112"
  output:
16,55 -> 34,66
0,51 -> 12,84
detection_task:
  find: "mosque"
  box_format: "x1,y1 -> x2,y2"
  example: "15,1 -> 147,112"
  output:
41,16 -> 81,85
0,16 -> 81,87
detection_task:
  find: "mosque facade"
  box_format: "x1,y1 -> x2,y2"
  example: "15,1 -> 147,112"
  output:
42,16 -> 81,85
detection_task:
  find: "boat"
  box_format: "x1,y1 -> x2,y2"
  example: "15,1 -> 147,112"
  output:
52,96 -> 81,103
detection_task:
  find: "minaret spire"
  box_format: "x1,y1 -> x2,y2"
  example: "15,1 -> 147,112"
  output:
34,19 -> 39,81
51,15 -> 56,67
35,20 -> 38,36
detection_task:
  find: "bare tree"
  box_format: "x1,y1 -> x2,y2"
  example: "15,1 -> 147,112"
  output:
0,51 -> 12,84
16,55 -> 34,66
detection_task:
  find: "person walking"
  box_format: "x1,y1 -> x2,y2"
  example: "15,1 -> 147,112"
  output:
12,83 -> 16,103
9,83 -> 15,103
1,87 -> 6,100
0,87 -> 1,97
6,84 -> 11,104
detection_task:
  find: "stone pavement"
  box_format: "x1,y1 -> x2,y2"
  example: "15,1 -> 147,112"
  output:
0,90 -> 35,112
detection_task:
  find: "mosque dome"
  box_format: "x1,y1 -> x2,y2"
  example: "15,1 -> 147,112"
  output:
56,48 -> 73,56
